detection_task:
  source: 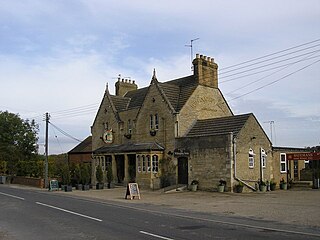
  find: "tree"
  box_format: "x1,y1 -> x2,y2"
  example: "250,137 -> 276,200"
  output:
0,111 -> 39,174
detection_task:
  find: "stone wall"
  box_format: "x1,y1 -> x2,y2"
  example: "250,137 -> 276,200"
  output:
179,86 -> 232,137
175,134 -> 232,191
235,115 -> 272,186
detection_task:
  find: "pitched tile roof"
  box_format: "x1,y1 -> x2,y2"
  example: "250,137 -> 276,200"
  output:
124,87 -> 149,110
68,136 -> 92,154
186,114 -> 252,137
110,95 -> 130,112
94,142 -> 164,154
112,75 -> 197,113
159,75 -> 197,112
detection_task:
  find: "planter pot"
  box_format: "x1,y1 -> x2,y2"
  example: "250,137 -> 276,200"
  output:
217,185 -> 225,193
75,184 -> 82,190
190,184 -> 198,192
270,183 -> 276,191
259,185 -> 267,192
96,183 -> 104,190
82,184 -> 90,191
280,183 -> 287,190
64,185 -> 72,192
235,185 -> 243,193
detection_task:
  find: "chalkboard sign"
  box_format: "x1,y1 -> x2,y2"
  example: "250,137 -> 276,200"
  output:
125,183 -> 141,200
49,180 -> 59,191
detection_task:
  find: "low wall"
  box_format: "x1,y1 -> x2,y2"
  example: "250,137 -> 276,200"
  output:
12,176 -> 44,188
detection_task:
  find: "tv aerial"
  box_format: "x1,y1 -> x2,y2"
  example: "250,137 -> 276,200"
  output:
185,38 -> 200,71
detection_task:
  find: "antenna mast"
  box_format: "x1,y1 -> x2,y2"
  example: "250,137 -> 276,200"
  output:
185,38 -> 200,71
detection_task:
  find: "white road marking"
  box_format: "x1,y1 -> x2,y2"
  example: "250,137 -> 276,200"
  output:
35,202 -> 102,222
0,191 -> 25,200
139,231 -> 174,240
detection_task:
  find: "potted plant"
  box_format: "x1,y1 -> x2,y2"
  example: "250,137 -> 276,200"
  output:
235,181 -> 244,193
259,180 -> 267,192
106,164 -> 113,189
190,180 -> 199,191
280,178 -> 287,190
270,179 -> 276,191
96,165 -> 104,190
218,180 -> 226,192
61,164 -> 72,192
74,164 -> 82,190
81,164 -> 90,191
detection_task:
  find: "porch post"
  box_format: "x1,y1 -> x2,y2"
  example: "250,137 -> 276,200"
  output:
112,154 -> 117,184
124,154 -> 129,183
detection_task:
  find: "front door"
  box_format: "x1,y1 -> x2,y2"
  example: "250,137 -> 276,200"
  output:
178,157 -> 188,184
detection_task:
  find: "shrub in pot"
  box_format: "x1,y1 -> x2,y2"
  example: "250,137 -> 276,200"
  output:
96,165 -> 104,190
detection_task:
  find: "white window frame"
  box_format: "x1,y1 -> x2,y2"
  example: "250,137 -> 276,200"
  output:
147,155 -> 151,172
127,119 -> 132,134
261,148 -> 267,168
150,115 -> 154,130
137,155 -> 141,173
142,155 -> 146,172
152,155 -> 159,173
154,114 -> 159,130
280,153 -> 287,173
248,148 -> 255,168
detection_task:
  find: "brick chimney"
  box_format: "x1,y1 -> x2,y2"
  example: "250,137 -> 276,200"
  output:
192,54 -> 218,88
115,76 -> 138,96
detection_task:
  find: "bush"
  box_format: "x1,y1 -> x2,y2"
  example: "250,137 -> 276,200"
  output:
96,165 -> 103,183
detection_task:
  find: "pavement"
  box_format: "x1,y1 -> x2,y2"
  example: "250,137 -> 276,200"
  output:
49,185 -> 320,228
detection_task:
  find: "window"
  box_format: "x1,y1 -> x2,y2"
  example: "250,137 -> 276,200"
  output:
150,115 -> 154,130
142,155 -> 146,172
150,114 -> 160,130
261,148 -> 267,168
155,114 -> 159,130
175,121 -> 179,137
127,119 -> 132,134
147,155 -> 151,172
152,155 -> 159,173
137,155 -> 141,173
280,153 -> 287,173
248,148 -> 255,168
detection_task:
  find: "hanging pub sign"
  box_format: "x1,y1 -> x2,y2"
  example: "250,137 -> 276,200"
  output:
174,148 -> 190,157
103,129 -> 113,144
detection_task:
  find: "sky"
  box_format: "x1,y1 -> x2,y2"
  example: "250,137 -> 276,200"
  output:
0,0 -> 319,154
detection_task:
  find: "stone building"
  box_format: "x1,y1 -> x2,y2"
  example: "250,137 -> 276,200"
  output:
90,54 -> 284,191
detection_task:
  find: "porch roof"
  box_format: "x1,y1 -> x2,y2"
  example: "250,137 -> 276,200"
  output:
93,142 -> 165,154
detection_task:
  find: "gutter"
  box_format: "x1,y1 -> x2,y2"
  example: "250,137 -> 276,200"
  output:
232,134 -> 256,191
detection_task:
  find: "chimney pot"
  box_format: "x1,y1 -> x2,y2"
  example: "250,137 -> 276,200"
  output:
196,53 -> 200,59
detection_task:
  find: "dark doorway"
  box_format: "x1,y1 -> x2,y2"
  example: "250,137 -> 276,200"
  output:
128,154 -> 136,182
178,157 -> 188,184
115,155 -> 124,183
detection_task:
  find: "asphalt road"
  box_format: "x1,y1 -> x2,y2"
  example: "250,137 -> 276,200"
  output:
0,185 -> 319,240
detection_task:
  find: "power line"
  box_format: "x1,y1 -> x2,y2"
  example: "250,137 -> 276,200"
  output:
219,38 -> 320,71
49,122 -> 82,142
228,58 -> 320,102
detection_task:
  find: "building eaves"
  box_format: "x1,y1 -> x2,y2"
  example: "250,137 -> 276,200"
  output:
94,142 -> 164,154
68,136 -> 92,154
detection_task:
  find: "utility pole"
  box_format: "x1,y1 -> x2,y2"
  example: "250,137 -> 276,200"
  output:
185,38 -> 200,71
45,112 -> 50,189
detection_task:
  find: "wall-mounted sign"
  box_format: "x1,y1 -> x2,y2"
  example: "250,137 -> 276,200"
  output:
103,129 -> 113,144
174,148 -> 190,157
287,152 -> 320,161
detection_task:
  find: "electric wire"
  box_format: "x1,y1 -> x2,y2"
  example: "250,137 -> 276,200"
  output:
219,38 -> 320,71
228,58 -> 320,102
49,122 -> 82,142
